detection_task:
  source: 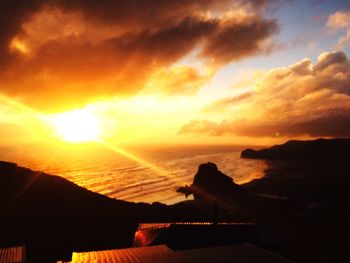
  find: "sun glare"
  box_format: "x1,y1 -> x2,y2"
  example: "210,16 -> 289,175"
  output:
48,109 -> 101,143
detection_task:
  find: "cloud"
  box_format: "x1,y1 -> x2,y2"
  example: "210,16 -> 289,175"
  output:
201,16 -> 277,64
0,0 -> 277,111
203,92 -> 252,112
144,66 -> 214,96
327,11 -> 350,29
180,51 -> 350,138
327,10 -> 350,48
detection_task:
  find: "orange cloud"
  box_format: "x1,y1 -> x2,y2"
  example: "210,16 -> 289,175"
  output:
144,66 -> 214,96
0,0 -> 277,111
180,51 -> 350,138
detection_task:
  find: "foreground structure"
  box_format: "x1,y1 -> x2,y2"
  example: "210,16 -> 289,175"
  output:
67,222 -> 291,263
69,243 -> 291,263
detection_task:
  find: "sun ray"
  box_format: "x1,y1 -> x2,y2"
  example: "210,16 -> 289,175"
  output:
97,139 -> 168,176
0,94 -> 43,117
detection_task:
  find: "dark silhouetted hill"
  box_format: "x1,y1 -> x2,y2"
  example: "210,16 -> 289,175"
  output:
0,161 -> 209,262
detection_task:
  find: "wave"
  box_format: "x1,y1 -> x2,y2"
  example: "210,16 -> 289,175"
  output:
0,145 -> 266,204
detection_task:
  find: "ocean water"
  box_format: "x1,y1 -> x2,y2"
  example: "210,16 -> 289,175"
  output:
0,144 -> 266,204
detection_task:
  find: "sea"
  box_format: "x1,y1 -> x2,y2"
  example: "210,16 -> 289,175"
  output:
0,144 -> 267,205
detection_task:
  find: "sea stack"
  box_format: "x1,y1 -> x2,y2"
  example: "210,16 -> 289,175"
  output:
179,162 -> 246,201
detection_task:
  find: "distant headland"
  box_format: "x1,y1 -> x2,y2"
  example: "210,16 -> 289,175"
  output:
241,138 -> 350,162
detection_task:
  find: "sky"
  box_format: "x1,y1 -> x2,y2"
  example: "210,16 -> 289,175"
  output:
0,0 -> 350,146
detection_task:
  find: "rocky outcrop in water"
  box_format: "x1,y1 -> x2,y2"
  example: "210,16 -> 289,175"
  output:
177,162 -> 246,200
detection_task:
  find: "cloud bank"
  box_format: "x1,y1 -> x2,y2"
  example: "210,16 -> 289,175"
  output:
180,51 -> 350,138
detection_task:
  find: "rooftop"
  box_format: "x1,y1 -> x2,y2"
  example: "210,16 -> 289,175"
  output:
69,243 -> 292,263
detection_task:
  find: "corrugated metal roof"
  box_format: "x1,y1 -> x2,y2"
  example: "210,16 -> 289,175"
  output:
70,244 -> 292,263
71,245 -> 178,263
0,245 -> 25,263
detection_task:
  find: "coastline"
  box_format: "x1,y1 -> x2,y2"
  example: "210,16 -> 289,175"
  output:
1,138 -> 349,262
0,144 -> 266,205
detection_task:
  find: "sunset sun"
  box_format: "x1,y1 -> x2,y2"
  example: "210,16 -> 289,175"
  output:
49,109 -> 101,143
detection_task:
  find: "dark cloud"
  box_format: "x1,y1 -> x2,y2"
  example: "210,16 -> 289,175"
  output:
55,0 -> 270,28
0,0 -> 43,65
0,0 -> 277,110
201,17 -> 278,63
180,51 -> 350,138
108,17 -> 216,64
56,0 -> 229,26
314,51 -> 348,71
